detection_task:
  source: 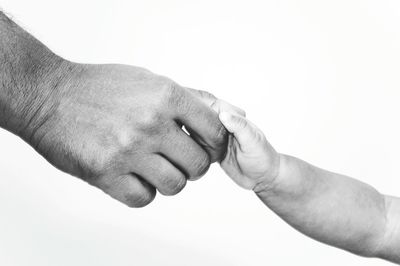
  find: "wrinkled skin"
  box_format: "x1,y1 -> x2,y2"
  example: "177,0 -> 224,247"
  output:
22,62 -> 227,207
211,101 -> 280,191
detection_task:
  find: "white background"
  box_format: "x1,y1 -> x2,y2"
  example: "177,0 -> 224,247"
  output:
1,0 -> 400,265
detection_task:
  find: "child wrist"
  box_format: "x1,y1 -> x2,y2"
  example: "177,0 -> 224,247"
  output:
253,153 -> 286,194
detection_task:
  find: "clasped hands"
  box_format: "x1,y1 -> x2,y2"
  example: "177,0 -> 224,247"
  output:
19,62 -> 274,208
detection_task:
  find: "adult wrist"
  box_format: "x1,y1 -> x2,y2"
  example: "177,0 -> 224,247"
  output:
0,49 -> 71,139
0,11 -> 75,141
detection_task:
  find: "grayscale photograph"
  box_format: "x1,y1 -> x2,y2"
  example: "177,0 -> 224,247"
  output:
0,1 -> 399,265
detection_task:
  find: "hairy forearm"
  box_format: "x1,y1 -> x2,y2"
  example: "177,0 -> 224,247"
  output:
0,11 -> 70,140
256,154 -> 399,263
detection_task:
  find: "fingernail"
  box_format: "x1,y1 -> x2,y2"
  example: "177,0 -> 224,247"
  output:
219,111 -> 231,123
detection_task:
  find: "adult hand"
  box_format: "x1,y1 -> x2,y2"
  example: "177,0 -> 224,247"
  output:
0,12 -> 227,207
15,63 -> 227,207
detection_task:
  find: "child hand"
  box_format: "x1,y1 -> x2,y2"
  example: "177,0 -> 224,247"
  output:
216,102 -> 281,191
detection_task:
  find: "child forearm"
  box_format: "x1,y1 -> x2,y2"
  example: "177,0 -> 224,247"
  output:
378,195 -> 400,263
255,154 -> 399,262
216,104 -> 399,263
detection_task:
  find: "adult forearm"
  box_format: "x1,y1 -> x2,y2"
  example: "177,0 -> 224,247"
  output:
0,11 -> 69,140
256,154 -> 389,258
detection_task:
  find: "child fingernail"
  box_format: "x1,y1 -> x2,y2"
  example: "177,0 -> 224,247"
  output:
219,111 -> 231,122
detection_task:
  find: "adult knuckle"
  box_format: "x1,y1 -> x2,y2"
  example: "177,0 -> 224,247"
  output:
135,111 -> 165,137
160,80 -> 180,100
164,82 -> 189,110
213,123 -> 228,147
96,175 -> 155,208
138,111 -> 161,127
113,129 -> 136,151
191,153 -> 211,177
206,123 -> 228,162
160,175 -> 187,196
198,89 -> 217,100
124,190 -> 155,208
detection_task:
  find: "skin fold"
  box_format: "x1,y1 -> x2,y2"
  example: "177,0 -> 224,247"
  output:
0,11 -> 228,207
215,100 -> 400,264
1,8 -> 399,264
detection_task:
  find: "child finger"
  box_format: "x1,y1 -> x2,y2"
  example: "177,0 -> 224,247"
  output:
212,99 -> 246,117
219,111 -> 255,147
